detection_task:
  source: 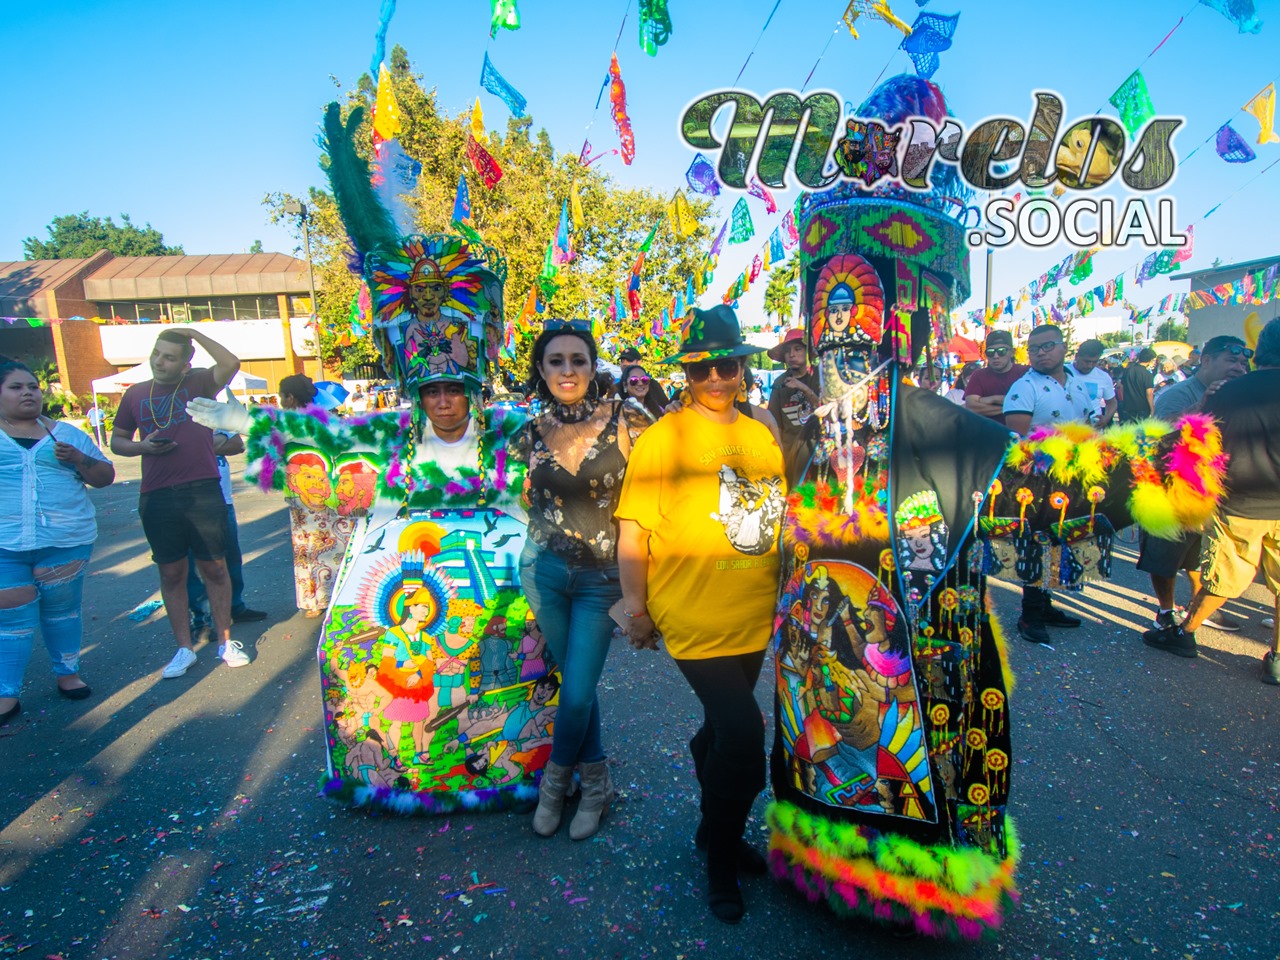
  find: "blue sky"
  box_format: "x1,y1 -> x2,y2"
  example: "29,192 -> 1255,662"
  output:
2,0 -> 1278,323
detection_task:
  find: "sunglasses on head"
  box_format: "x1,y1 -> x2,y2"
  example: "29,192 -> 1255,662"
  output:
684,358 -> 742,382
627,375 -> 651,386
1026,340 -> 1063,354
543,318 -> 593,333
985,346 -> 1011,357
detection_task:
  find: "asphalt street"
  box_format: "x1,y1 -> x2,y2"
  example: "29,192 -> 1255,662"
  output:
1,452 -> 1276,960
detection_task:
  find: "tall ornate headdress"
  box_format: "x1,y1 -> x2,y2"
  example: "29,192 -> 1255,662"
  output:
321,103 -> 507,396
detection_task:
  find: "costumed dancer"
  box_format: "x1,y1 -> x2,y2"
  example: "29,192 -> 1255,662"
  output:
765,75 -> 1226,939
189,103 -> 547,814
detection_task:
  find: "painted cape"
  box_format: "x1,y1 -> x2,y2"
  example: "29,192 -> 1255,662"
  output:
765,87 -> 1224,939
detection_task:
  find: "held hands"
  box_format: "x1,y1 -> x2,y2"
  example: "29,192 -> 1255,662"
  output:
186,394 -> 252,435
624,612 -> 661,651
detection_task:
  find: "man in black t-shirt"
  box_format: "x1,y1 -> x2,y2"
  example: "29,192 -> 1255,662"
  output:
1143,320 -> 1280,683
1117,347 -> 1157,422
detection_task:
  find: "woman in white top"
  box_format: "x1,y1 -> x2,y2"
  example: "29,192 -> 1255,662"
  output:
0,361 -> 114,724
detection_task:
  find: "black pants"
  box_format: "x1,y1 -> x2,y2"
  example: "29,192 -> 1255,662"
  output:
1022,585 -> 1056,621
675,649 -> 767,859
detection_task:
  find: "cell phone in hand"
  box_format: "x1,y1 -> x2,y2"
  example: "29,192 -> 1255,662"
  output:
150,436 -> 176,446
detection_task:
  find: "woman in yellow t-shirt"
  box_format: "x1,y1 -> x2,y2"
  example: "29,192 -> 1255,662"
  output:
615,305 -> 787,925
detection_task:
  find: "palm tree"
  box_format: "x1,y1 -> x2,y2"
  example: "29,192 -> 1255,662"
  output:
763,259 -> 799,329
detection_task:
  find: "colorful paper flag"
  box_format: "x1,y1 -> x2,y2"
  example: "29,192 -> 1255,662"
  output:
490,0 -> 521,37
666,191 -> 699,239
480,52 -> 528,117
539,241 -> 560,298
466,134 -> 503,188
638,222 -> 659,254
1243,82 -> 1280,145
685,153 -> 721,196
370,0 -> 397,78
728,198 -> 755,244
608,53 -> 636,165
1215,122 -> 1256,162
1172,224 -> 1195,264
638,0 -> 673,56
710,220 -> 729,257
1109,69 -> 1155,138
571,182 -> 585,233
1198,0 -> 1262,34
781,210 -> 799,249
899,10 -> 959,80
768,229 -> 786,263
553,201 -> 574,265
451,173 -> 472,224
470,98 -> 488,144
747,176 -> 778,214
373,64 -> 402,141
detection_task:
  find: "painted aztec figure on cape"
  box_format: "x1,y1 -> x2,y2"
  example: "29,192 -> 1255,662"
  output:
766,75 -> 1226,940
191,103 -> 549,814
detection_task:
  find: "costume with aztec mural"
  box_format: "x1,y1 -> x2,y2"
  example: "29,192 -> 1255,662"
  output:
766,76 -> 1225,940
193,103 -> 548,814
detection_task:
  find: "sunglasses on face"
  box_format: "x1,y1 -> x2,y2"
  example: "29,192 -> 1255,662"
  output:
1214,344 -> 1254,359
985,346 -> 1011,358
1027,340 -> 1063,354
627,375 -> 650,386
543,318 -> 593,333
684,359 -> 742,382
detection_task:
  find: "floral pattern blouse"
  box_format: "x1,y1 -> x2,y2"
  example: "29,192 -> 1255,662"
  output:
521,398 -> 651,567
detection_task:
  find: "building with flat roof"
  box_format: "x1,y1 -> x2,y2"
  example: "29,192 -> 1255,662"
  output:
1178,253 -> 1280,347
0,250 -> 319,396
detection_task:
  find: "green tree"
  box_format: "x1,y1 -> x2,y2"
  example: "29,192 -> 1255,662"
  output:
1154,319 -> 1188,342
270,44 -> 716,375
23,212 -> 183,259
248,240 -> 263,254
764,259 -> 799,327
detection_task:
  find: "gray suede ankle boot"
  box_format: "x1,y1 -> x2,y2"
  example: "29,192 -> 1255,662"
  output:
569,761 -> 615,840
532,761 -> 574,837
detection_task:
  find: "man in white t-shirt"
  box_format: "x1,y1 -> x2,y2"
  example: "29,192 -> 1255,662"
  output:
1066,339 -> 1117,427
1003,324 -> 1094,646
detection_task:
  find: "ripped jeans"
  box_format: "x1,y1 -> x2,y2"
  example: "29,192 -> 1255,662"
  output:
0,543 -> 94,698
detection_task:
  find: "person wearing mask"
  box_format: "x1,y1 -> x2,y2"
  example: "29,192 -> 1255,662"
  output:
963,329 -> 1027,424
617,364 -> 665,420
520,322 -> 650,842
616,306 -> 786,924
1137,336 -> 1252,635
1067,339 -> 1118,427
0,362 -> 115,723
1002,324 -> 1093,645
1117,347 -> 1158,423
766,328 -> 820,486
111,328 -> 246,677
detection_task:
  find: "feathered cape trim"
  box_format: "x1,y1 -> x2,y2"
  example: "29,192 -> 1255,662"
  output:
321,776 -> 537,816
767,800 -> 1019,941
244,405 -> 528,514
1003,414 -> 1226,540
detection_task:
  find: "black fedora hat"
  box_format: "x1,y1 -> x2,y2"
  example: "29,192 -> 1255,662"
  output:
659,305 -> 760,364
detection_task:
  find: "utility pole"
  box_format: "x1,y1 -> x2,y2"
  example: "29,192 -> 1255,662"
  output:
284,199 -> 322,382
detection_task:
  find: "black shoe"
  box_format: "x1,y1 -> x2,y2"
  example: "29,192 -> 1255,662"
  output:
1141,624 -> 1198,659
707,861 -> 744,924
1041,604 -> 1082,628
190,616 -> 211,642
695,821 -> 768,875
0,701 -> 20,726
1017,618 -> 1051,645
57,683 -> 92,701
232,607 -> 268,623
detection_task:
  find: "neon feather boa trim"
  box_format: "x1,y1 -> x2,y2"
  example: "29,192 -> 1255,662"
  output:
783,480 -> 890,549
767,801 -> 1019,940
1003,414 -> 1226,540
321,776 -> 537,816
244,405 -> 528,513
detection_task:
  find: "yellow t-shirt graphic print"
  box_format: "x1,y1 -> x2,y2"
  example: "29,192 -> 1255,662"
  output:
616,408 -> 786,660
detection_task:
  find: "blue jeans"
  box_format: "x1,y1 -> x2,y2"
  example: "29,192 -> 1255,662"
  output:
187,502 -> 245,618
0,543 -> 94,698
519,541 -> 620,766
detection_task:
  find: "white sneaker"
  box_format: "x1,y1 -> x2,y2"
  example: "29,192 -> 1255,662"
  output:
162,647 -> 199,678
1263,616 -> 1276,629
219,640 -> 250,668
